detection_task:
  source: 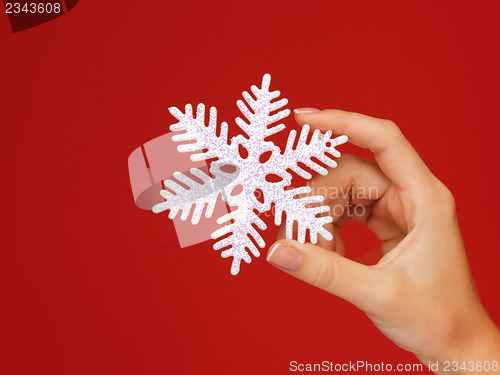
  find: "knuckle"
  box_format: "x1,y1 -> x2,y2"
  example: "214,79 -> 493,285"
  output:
419,179 -> 457,222
434,181 -> 456,215
383,119 -> 403,139
376,119 -> 405,153
310,253 -> 338,292
383,118 -> 399,131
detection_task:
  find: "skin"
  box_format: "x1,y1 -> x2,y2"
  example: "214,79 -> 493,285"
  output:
267,108 -> 500,373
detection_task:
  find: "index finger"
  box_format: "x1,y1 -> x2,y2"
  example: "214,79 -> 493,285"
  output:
294,109 -> 434,191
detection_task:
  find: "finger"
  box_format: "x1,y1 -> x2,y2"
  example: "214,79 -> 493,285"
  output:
348,204 -> 373,222
307,154 -> 401,238
295,109 -> 434,191
276,221 -> 346,256
319,223 -> 346,256
367,191 -> 408,239
308,154 -> 389,206
267,239 -> 387,312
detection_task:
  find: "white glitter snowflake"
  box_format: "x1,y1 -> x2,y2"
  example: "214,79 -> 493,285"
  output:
153,74 -> 348,275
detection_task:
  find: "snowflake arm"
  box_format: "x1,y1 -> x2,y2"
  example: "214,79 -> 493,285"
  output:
169,103 -> 235,162
211,203 -> 267,275
283,124 -> 348,179
235,73 -> 291,141
151,164 -> 241,224
152,168 -> 220,224
274,186 -> 333,244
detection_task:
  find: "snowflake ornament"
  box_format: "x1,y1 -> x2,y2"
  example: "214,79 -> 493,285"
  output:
153,74 -> 348,275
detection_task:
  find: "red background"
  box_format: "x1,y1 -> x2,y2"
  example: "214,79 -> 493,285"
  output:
1,1 -> 499,374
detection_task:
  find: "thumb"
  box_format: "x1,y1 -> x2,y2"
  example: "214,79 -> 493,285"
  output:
267,239 -> 387,312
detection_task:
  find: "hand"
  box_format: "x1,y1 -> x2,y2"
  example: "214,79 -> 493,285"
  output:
266,108 -> 500,373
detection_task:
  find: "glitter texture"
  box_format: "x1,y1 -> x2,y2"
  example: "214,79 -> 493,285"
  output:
153,74 -> 348,275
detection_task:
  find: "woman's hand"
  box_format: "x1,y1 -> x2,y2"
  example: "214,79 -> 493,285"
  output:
266,108 -> 500,373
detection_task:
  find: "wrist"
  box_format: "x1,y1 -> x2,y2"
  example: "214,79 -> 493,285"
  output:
423,308 -> 500,374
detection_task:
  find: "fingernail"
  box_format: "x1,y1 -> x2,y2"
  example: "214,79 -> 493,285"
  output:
267,243 -> 302,271
293,107 -> 320,115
